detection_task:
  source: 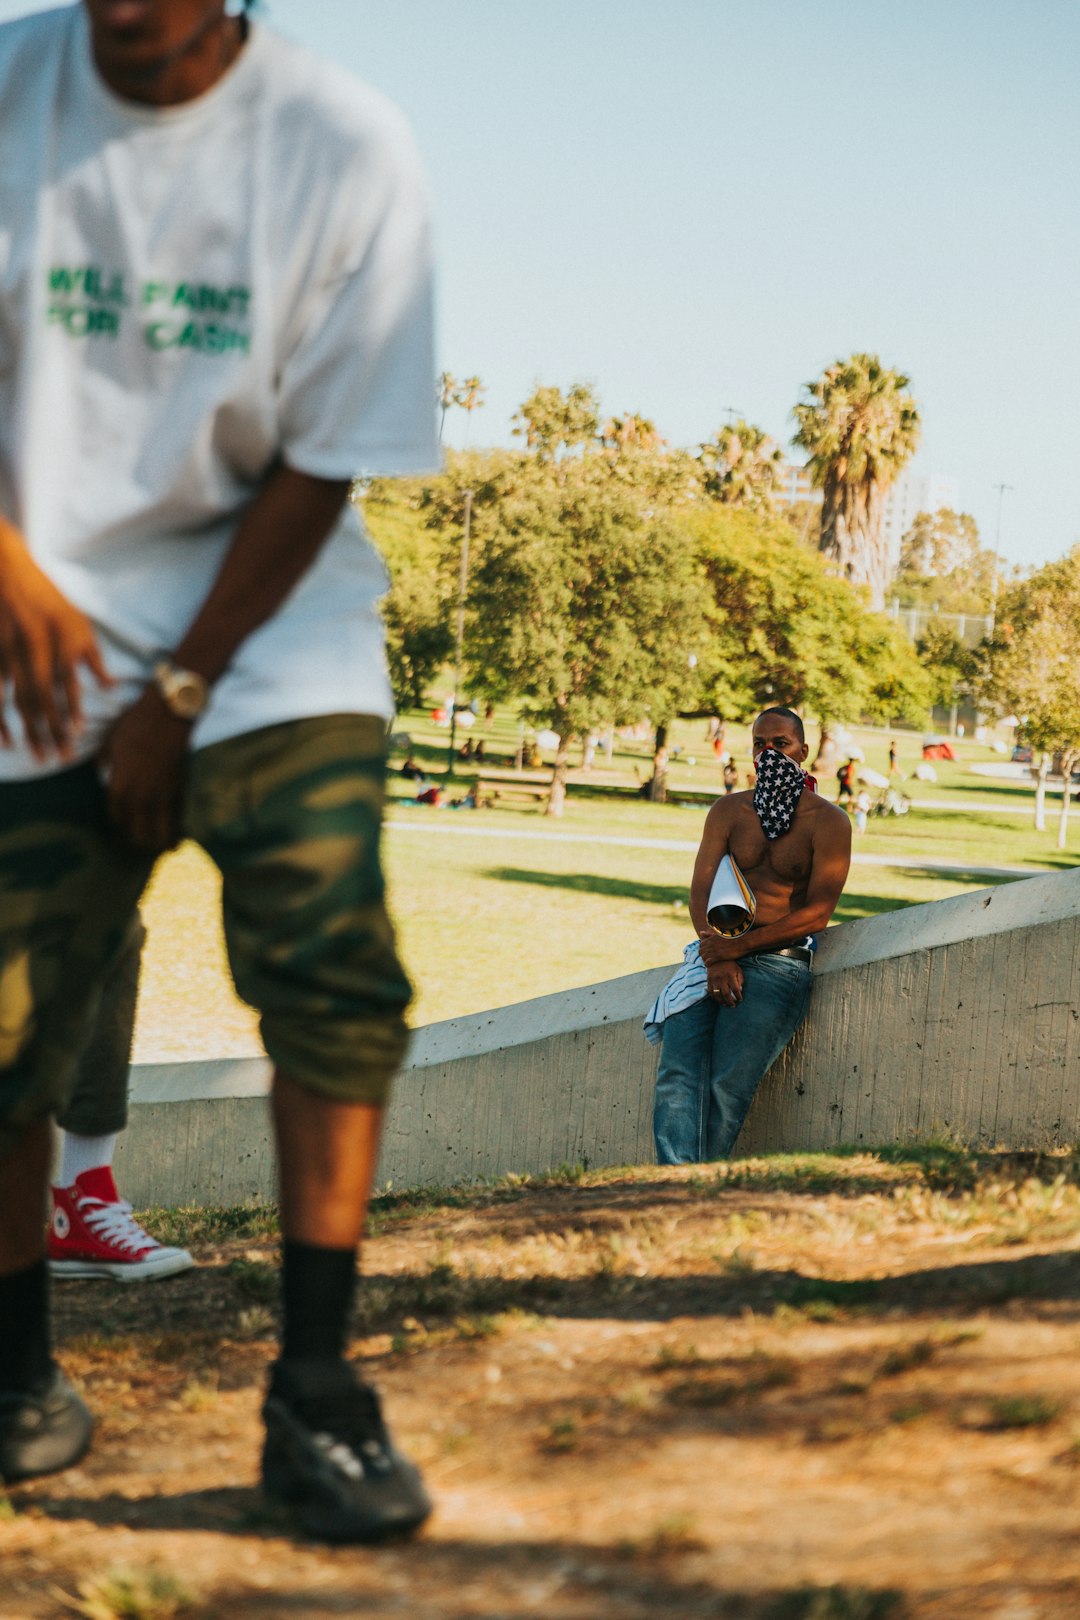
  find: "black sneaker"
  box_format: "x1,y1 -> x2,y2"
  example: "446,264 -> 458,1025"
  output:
261,1359 -> 432,1543
0,1365 -> 93,1482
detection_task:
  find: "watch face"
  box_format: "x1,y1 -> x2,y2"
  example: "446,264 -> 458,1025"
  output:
173,676 -> 205,719
156,662 -> 208,718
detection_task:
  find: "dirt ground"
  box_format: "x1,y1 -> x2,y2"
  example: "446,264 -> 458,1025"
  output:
7,1149 -> 1080,1620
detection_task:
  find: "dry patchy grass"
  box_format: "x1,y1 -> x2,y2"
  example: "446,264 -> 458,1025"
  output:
9,1147 -> 1080,1619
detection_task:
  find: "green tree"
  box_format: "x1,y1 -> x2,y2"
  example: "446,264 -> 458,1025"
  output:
699,419 -> 782,510
463,454 -> 703,814
689,507 -> 930,730
894,508 -> 998,615
599,412 -> 664,454
980,547 -> 1080,847
512,382 -> 600,462
914,619 -> 977,712
899,508 -> 979,577
781,499 -> 823,551
792,352 -> 921,611
360,479 -> 453,709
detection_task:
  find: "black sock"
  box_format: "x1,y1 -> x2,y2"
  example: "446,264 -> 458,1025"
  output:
0,1260 -> 52,1395
280,1241 -> 357,1365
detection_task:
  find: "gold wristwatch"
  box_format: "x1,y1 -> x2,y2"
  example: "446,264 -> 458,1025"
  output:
153,659 -> 211,721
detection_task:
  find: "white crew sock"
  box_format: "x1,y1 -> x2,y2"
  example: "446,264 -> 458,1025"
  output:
57,1131 -> 118,1189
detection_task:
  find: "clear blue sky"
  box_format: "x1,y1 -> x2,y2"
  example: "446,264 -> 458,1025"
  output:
4,1 -> 1077,569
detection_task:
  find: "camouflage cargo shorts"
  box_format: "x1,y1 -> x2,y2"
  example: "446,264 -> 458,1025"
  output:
0,713 -> 411,1158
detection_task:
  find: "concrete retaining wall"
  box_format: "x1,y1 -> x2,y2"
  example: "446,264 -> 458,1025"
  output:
115,868 -> 1080,1208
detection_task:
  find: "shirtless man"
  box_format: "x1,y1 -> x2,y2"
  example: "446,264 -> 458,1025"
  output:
648,706 -> 851,1163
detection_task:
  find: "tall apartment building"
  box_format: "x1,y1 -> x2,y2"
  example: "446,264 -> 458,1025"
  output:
881,467 -> 960,570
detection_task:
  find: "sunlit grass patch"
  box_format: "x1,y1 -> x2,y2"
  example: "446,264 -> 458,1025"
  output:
138,1203 -> 278,1248
177,1374 -> 219,1413
62,1567 -> 196,1620
232,1305 -> 275,1340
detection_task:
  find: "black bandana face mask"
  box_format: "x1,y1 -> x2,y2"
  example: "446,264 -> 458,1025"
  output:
753,746 -> 807,840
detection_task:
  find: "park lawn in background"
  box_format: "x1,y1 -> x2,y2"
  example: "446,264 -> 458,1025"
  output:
131,698 -> 1075,1063
399,700 -> 1064,819
134,817 -> 1032,1063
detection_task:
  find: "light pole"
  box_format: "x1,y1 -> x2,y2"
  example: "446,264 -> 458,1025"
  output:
989,481 -> 1013,632
447,488 -> 474,774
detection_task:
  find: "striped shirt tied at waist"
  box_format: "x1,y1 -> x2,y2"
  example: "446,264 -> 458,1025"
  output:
643,936 -> 815,1046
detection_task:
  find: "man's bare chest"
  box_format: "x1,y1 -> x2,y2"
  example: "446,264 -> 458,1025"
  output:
729,815 -> 814,886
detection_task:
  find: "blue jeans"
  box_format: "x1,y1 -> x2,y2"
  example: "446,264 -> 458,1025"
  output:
653,953 -> 812,1163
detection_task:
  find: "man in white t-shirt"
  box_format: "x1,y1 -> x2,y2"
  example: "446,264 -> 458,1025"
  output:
0,0 -> 437,1542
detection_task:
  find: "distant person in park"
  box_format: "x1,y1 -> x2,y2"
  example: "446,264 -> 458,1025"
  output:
0,0 -> 435,1543
400,755 -> 425,782
853,788 -> 872,835
723,759 -> 739,794
836,757 -> 856,805
51,920 -> 193,1281
888,738 -> 899,776
646,707 -> 851,1162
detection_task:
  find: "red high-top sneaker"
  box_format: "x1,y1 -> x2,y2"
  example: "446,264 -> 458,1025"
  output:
48,1166 -> 194,1282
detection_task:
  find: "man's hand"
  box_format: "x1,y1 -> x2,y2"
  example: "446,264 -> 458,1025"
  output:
707,960 -> 744,1007
698,930 -> 747,966
100,689 -> 191,852
85,466 -> 350,850
0,529 -> 113,760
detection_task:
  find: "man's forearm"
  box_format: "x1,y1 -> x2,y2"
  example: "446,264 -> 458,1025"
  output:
170,465 -> 351,684
730,901 -> 834,956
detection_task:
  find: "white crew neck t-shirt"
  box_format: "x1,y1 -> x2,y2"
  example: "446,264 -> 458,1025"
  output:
0,5 -> 438,780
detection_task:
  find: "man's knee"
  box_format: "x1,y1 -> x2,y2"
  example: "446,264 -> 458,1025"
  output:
261,1003 -> 410,1108
189,715 -> 412,1110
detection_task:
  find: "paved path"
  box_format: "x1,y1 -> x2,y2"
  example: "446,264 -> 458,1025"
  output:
385,818 -> 1056,880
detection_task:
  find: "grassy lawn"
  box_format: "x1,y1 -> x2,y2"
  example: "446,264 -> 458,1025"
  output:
132,705 -> 1077,1063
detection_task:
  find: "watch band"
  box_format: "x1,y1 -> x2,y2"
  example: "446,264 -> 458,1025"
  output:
153,659 -> 211,721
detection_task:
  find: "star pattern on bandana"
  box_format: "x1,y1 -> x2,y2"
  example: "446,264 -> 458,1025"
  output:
753,747 -> 808,840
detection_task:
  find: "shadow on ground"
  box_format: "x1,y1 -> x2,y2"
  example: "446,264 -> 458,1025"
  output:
24,1515 -> 1080,1618
485,865 -> 689,905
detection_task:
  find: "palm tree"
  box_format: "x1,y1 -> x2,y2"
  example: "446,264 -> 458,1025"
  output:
699,419 -> 782,509
457,375 -> 486,447
437,371 -> 457,443
600,413 -> 665,454
791,353 -> 920,610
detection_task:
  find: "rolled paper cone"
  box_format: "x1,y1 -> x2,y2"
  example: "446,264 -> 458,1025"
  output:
706,853 -> 757,935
